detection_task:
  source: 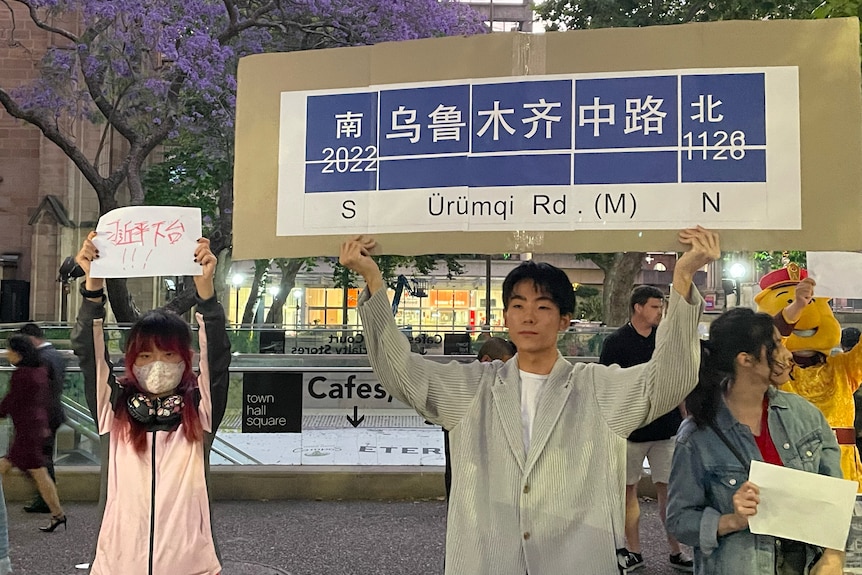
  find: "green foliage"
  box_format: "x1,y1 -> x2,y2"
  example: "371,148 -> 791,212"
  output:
536,0 -> 822,31
332,255 -> 466,288
810,0 -> 862,58
142,139 -> 226,236
574,284 -> 600,298
575,295 -> 603,321
812,0 -> 862,20
752,250 -> 807,273
227,329 -> 260,353
572,284 -> 601,320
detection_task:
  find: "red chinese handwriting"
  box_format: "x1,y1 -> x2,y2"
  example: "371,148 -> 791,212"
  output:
104,219 -> 186,247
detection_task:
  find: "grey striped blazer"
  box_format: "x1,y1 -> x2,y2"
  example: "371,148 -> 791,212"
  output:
358,287 -> 703,575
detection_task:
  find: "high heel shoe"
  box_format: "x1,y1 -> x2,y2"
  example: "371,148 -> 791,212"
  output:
39,514 -> 66,532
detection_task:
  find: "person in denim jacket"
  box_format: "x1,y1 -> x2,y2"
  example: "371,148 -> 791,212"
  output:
667,307 -> 845,575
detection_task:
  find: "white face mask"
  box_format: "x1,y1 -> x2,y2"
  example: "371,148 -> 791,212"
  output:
132,361 -> 185,395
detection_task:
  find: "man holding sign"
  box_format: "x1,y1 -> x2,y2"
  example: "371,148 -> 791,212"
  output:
340,226 -> 719,575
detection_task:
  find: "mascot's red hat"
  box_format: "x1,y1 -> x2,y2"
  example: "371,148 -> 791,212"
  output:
758,262 -> 808,291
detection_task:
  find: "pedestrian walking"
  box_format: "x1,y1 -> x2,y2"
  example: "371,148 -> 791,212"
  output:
19,322 -> 67,514
1,334 -> 66,532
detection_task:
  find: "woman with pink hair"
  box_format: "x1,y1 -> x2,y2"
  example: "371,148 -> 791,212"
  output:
72,232 -> 231,575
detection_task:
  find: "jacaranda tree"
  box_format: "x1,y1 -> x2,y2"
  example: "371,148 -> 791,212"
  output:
0,0 -> 485,320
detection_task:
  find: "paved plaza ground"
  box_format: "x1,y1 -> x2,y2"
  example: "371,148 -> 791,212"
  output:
7,497 -> 687,575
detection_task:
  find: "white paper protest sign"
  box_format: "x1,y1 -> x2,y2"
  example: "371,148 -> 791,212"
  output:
89,206 -> 203,278
748,460 -> 856,550
806,251 -> 862,299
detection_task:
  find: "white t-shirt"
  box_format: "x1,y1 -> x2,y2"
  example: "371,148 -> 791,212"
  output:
520,370 -> 549,454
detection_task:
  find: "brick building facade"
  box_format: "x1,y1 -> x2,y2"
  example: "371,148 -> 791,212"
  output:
0,4 -> 135,322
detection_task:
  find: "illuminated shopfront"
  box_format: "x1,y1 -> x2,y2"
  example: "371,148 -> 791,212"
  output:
296,286 -> 506,331
226,286 -> 507,331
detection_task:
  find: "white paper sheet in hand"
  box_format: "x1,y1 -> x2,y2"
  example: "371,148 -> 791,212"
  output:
807,251 -> 862,299
748,460 -> 856,550
90,206 -> 203,278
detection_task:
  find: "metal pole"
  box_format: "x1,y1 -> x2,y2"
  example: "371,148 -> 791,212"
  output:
342,266 -> 349,328
484,255 -> 492,330
235,287 -> 240,325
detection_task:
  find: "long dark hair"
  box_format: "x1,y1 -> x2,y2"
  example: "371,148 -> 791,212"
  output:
7,334 -> 41,367
115,309 -> 202,453
686,307 -> 778,427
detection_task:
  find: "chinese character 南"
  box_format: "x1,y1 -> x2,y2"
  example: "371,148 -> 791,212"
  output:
522,98 -> 562,139
477,101 -> 516,141
579,97 -> 615,137
335,111 -> 364,139
427,104 -> 466,142
690,95 -> 724,123
625,96 -> 666,135
385,106 -> 420,143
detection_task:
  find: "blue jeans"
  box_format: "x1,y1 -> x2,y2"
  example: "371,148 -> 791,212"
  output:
0,478 -> 10,562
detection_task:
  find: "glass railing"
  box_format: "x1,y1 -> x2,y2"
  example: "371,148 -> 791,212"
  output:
0,344 -> 604,467
0,323 -> 615,358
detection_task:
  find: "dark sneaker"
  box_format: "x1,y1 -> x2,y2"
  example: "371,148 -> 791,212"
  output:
23,497 -> 50,514
669,552 -> 694,572
624,551 -> 645,571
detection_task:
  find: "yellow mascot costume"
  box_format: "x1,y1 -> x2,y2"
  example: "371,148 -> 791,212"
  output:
755,262 -> 862,491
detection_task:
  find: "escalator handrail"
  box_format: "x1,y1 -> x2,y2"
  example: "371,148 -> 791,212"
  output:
61,396 -> 260,465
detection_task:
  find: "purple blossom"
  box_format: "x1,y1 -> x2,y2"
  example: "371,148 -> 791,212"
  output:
4,0 -> 485,201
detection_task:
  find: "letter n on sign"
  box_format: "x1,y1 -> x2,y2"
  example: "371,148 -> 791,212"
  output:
242,372 -> 303,433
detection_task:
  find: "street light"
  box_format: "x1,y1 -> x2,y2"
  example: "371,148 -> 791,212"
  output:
268,285 -> 281,323
231,274 -> 244,325
724,262 -> 747,308
729,262 -> 747,281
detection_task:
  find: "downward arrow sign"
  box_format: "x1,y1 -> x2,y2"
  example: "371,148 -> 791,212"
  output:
346,405 -> 365,428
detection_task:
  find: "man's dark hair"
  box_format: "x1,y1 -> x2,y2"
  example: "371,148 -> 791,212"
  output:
19,322 -> 44,339
502,261 -> 575,316
476,337 -> 516,362
7,334 -> 41,367
842,327 -> 861,352
630,285 -> 665,313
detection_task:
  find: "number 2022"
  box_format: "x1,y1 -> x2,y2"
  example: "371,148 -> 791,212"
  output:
320,146 -> 378,173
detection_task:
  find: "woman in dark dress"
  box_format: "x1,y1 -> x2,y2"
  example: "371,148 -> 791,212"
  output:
1,335 -> 65,531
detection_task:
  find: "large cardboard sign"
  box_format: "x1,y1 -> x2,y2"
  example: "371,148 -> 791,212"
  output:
234,19 -> 862,257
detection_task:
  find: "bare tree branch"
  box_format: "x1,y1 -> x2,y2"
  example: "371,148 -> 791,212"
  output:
13,0 -> 78,43
0,88 -> 128,206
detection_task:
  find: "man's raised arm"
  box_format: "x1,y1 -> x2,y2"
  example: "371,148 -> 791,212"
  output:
672,226 -> 721,302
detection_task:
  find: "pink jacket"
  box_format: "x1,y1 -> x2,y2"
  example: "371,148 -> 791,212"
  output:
73,296 -> 231,575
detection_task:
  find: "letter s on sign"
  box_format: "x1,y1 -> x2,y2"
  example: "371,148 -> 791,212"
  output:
342,200 -> 356,220
308,376 -> 327,399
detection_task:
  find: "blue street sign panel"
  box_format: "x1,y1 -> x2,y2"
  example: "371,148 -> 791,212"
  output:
279,67 -> 799,234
